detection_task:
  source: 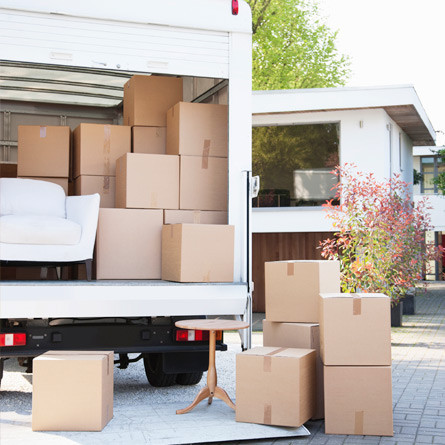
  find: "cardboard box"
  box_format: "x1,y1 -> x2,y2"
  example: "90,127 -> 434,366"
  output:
180,155 -> 227,211
319,293 -> 391,366
324,365 -> 393,436
123,75 -> 183,127
115,153 -> 179,209
32,351 -> 113,431
19,177 -> 69,195
74,175 -> 116,208
73,124 -> 131,178
0,163 -> 17,178
18,126 -> 70,178
265,260 -> 340,323
263,321 -> 324,419
163,209 -> 227,225
132,126 -> 166,154
96,208 -> 163,279
161,223 -> 234,282
166,102 -> 228,157
236,347 -> 316,427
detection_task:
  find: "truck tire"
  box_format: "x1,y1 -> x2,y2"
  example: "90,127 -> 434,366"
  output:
176,372 -> 203,386
143,353 -> 177,387
0,359 -> 4,388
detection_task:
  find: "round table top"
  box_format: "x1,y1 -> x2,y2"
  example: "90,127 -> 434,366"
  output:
175,319 -> 249,331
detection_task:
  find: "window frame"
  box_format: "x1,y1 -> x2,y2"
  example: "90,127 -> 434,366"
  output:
420,155 -> 444,194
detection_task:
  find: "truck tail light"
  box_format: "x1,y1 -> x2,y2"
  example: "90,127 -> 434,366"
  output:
232,0 -> 239,15
175,330 -> 222,342
0,333 -> 27,347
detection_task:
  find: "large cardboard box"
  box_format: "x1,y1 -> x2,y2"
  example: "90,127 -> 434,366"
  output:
161,223 -> 234,282
180,155 -> 227,211
166,102 -> 228,157
132,126 -> 166,154
73,124 -> 130,178
163,209 -> 227,225
319,293 -> 391,366
18,126 -> 70,178
265,260 -> 340,323
74,175 -> 116,208
96,208 -> 163,279
20,177 -> 69,195
236,347 -> 316,427
123,75 -> 183,127
324,365 -> 393,436
32,351 -> 113,431
115,153 -> 179,209
263,321 -> 324,420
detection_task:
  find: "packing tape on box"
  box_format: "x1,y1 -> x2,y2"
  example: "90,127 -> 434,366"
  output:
353,295 -> 362,315
263,347 -> 288,372
39,126 -> 47,138
263,403 -> 272,425
103,125 -> 111,175
193,211 -> 201,224
202,140 -> 210,169
103,176 -> 110,195
354,410 -> 364,435
287,263 -> 295,276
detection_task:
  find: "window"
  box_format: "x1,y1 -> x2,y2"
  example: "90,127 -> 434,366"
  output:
252,123 -> 340,207
420,156 -> 445,194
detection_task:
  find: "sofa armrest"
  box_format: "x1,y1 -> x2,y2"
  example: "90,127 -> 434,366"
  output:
66,194 -> 100,259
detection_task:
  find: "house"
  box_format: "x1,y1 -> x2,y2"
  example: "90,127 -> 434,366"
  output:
251,85 -> 436,311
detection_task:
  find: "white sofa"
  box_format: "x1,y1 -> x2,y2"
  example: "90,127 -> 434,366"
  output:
0,178 -> 100,280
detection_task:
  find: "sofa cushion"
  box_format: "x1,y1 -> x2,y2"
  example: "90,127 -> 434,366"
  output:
0,178 -> 66,218
0,215 -> 81,245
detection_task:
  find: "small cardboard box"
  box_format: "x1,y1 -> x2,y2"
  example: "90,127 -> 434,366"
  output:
265,260 -> 340,323
18,126 -> 70,178
115,153 -> 179,210
20,177 -> 69,195
179,155 -> 227,211
32,351 -> 113,431
324,365 -> 393,436
73,124 -> 130,178
123,75 -> 183,127
263,320 -> 324,420
163,209 -> 227,225
96,208 -> 163,279
236,347 -> 316,427
132,126 -> 166,154
74,175 -> 116,208
161,223 -> 234,282
166,102 -> 228,157
319,293 -> 391,366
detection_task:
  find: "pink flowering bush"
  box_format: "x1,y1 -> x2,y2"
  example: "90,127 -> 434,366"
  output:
319,165 -> 443,306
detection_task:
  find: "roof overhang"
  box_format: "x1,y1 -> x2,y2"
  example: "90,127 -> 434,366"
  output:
252,85 -> 436,146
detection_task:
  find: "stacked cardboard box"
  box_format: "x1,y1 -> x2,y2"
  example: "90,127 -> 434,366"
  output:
320,293 -> 393,436
17,125 -> 70,194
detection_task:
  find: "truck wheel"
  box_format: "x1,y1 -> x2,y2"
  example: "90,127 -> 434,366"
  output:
143,353 -> 177,387
176,372 -> 203,386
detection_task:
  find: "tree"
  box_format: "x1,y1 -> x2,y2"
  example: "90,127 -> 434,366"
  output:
247,0 -> 351,90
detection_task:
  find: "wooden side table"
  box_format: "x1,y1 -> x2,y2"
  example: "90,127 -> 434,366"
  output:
175,319 -> 249,415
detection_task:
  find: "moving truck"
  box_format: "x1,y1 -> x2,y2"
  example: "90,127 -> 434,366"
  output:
0,0 -> 254,387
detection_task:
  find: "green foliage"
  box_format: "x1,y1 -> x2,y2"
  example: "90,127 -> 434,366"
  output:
247,0 -> 351,90
432,148 -> 445,195
413,168 -> 423,185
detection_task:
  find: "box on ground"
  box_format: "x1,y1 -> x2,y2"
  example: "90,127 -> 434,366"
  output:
265,260 -> 340,323
19,177 -> 68,195
73,124 -> 130,178
166,102 -> 228,157
96,208 -> 163,279
123,75 -> 183,127
132,126 -> 166,154
115,153 -> 179,210
163,209 -> 227,225
161,223 -> 234,282
324,365 -> 393,436
0,162 -> 17,178
18,126 -> 70,178
180,155 -> 227,211
32,351 -> 113,431
319,293 -> 391,366
263,320 -> 324,420
236,346 -> 316,427
74,175 -> 115,208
